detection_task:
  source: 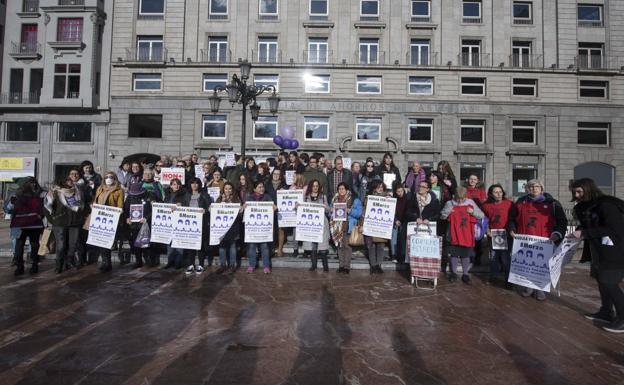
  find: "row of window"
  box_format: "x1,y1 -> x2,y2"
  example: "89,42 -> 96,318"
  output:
139,0 -> 604,27
119,115 -> 612,148
132,72 -> 610,99
3,122 -> 91,142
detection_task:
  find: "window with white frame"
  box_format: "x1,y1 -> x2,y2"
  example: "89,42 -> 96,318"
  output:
307,37 -> 328,63
512,120 -> 536,144
356,117 -> 381,141
57,18 -> 83,42
137,36 -> 163,61
356,75 -> 381,94
577,4 -> 603,27
512,41 -> 532,67
410,39 -> 430,65
461,77 -> 486,96
461,39 -> 481,66
258,37 -> 278,63
203,74 -> 228,92
253,116 -> 278,139
139,0 -> 165,15
460,119 -> 485,143
209,0 -> 228,18
304,116 -> 330,140
202,114 -> 227,139
411,0 -> 431,22
579,80 -> 608,98
259,0 -> 278,17
408,118 -> 433,142
578,43 -> 604,69
59,122 -> 92,142
512,78 -> 537,96
53,64 -> 80,99
577,122 -> 609,146
462,0 -> 481,23
254,74 -> 279,92
207,36 -> 228,63
309,0 -> 328,17
304,74 -> 330,93
408,76 -> 433,95
512,1 -> 532,24
133,73 -> 162,91
359,38 -> 379,64
360,0 -> 379,18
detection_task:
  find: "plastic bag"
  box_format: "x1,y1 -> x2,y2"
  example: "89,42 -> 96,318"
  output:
133,222 -> 151,248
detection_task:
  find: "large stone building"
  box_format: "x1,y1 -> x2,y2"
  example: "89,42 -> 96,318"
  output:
0,0 -> 113,185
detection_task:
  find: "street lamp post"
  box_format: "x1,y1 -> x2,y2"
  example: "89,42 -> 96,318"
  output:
208,60 -> 280,160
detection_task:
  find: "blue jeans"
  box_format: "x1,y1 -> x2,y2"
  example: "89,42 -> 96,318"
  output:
219,240 -> 237,267
489,248 -> 511,281
167,245 -> 184,266
247,242 -> 270,268
391,225 -> 398,256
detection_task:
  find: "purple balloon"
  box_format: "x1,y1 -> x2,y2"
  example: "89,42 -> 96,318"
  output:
273,135 -> 283,147
279,125 -> 295,139
291,139 -> 299,150
282,138 -> 292,149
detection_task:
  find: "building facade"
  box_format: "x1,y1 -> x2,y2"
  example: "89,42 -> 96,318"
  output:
0,0 -> 113,185
108,0 -> 624,201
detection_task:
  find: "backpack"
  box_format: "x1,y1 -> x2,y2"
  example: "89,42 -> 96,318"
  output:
474,217 -> 489,241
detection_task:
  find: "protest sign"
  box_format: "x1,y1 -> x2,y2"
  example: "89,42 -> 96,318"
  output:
129,204 -> 144,223
285,170 -> 296,186
406,222 -> 437,238
171,207 -> 204,250
295,203 -> 325,243
207,187 -> 221,203
549,237 -> 582,288
362,195 -> 396,239
160,167 -> 185,185
244,202 -> 274,243
332,202 -> 347,222
342,157 -> 352,171
209,203 -> 240,245
86,204 -> 122,249
225,152 -> 236,167
277,190 -> 304,227
383,173 -> 396,190
491,229 -> 508,250
150,203 -> 176,244
194,165 -> 205,186
509,234 -> 555,291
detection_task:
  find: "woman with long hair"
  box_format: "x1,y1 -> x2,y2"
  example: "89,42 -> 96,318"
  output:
436,160 -> 457,196
92,171 -> 124,272
10,177 -> 45,275
482,184 -> 515,286
302,179 -> 330,271
215,182 -> 243,274
376,152 -> 401,191
363,180 -> 389,274
330,182 -> 363,274
238,173 -> 253,203
570,178 -> 624,333
163,178 -> 190,270
244,157 -> 258,183
244,181 -> 277,274
265,168 -> 288,257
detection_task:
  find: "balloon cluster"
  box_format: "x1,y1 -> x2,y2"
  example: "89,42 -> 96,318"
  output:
273,125 -> 299,150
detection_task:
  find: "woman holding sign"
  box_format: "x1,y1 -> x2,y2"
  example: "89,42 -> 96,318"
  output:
163,178 -> 190,270
482,184 -> 515,287
363,180 -> 389,274
215,182 -> 243,274
376,153 -> 401,192
571,178 -> 624,333
303,179 -> 330,271
244,181 -> 277,274
91,172 -> 124,272
330,182 -> 362,274
186,177 -> 212,274
124,178 -> 159,269
265,169 -> 288,257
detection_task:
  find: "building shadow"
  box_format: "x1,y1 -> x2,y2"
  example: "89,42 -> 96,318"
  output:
281,285 -> 352,385
391,326 -> 447,385
506,343 -> 572,385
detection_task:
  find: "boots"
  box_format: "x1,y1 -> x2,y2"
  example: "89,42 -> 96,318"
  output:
119,251 -> 130,266
151,254 -> 160,267
100,255 -> 112,272
14,256 -> 24,276
277,230 -> 285,257
309,250 -> 318,271
55,257 -> 64,274
321,253 -> 329,272
132,253 -> 143,269
29,254 -> 40,274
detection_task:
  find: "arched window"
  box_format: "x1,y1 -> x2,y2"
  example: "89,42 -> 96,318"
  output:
574,162 -> 615,195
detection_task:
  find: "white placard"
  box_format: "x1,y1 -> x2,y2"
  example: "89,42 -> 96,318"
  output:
225,152 -> 236,167
150,203 -> 176,244
209,203 -> 240,245
285,170 -> 296,186
549,237 -> 582,289
244,201 -> 274,243
277,189 -> 304,227
491,229 -> 508,250
383,173 -> 396,190
342,157 -> 352,171
160,167 -> 185,186
409,235 -> 441,260
406,221 -> 438,237
295,202 -> 325,243
194,165 -> 206,187
171,206 -> 204,250
207,187 -> 221,203
362,195 -> 397,240
86,204 -> 122,249
508,234 -> 555,292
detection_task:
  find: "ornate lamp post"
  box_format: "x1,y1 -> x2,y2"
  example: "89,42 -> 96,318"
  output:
208,60 -> 280,160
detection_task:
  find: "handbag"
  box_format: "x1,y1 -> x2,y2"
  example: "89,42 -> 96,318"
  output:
348,217 -> 365,247
38,228 -> 56,256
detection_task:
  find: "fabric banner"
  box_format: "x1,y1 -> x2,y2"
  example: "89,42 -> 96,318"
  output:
86,204 -> 122,249
244,202 -> 274,243
160,167 -> 185,185
277,190 -> 304,227
491,229 -> 509,250
549,237 -> 582,289
295,203 -> 325,243
509,234 -> 555,292
171,207 -> 204,250
209,203 -> 240,245
150,203 -> 176,244
362,195 -> 396,239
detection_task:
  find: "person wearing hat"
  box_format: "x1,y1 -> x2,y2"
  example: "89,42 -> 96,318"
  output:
123,173 -> 159,268
509,179 -> 567,301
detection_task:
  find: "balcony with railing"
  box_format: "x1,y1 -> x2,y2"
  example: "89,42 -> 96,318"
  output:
200,49 -> 232,63
0,92 -> 41,105
577,20 -> 604,28
58,0 -> 85,5
411,16 -> 431,23
462,16 -> 481,24
458,53 -> 491,67
21,0 -> 40,13
576,55 -> 620,70
303,50 -> 334,64
512,18 -> 533,25
9,42 -> 41,59
355,51 -> 386,65
251,50 -> 283,64
125,47 -> 168,62
509,54 -> 543,68
406,51 -> 438,66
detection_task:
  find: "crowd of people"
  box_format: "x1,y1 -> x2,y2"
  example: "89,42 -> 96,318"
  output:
4,151 -> 624,333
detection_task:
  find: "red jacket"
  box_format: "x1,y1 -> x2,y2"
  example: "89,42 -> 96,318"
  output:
448,205 -> 477,248
466,186 -> 486,205
482,200 -> 514,230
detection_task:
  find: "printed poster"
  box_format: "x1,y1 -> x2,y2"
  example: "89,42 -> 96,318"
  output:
277,189 -> 304,227
160,167 -> 185,186
244,201 -> 274,243
491,229 -> 508,250
509,234 -> 555,292
285,170 -> 296,186
207,187 -> 221,203
406,221 -> 438,237
129,204 -> 144,223
224,152 -> 236,167
295,203 -> 325,243
209,203 -> 240,245
342,157 -> 352,171
332,202 -> 347,222
549,237 -> 582,289
194,165 -> 206,187
383,173 -> 396,190
171,206 -> 204,250
362,195 -> 397,240
86,204 -> 122,249
150,203 -> 176,244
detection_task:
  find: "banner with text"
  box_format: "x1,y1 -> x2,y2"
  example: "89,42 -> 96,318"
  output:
509,234 -> 555,292
549,237 -> 582,289
150,203 -> 176,244
363,195 -> 396,239
277,190 -> 304,227
171,207 -> 204,250
86,204 -> 122,249
209,203 -> 240,245
295,203 -> 325,243
244,202 -> 274,243
160,167 -> 185,186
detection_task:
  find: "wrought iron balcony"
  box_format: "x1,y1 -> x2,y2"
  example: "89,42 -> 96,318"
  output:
303,50 -> 333,64
9,42 -> 41,59
22,0 -> 39,12
251,50 -> 283,64
355,50 -> 386,65
575,55 -> 620,70
200,49 -> 232,63
59,0 -> 85,5
1,92 -> 41,105
125,47 -> 168,62
509,54 -> 543,68
406,51 -> 438,66
458,52 -> 491,67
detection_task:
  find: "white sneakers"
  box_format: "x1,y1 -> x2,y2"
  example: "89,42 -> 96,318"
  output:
185,265 -> 205,275
195,265 -> 204,274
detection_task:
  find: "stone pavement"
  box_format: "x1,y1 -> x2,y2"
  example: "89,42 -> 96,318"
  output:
0,255 -> 622,385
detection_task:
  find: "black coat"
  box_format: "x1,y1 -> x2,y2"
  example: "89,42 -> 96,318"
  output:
327,168 -> 353,200
575,195 -> 624,272
407,192 -> 441,223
